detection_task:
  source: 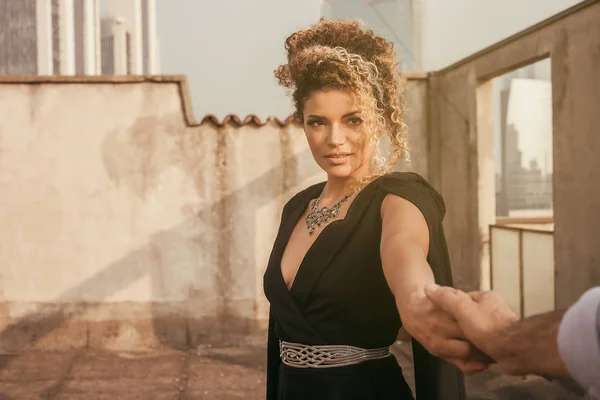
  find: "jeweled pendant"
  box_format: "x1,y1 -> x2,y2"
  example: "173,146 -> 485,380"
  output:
305,192 -> 352,236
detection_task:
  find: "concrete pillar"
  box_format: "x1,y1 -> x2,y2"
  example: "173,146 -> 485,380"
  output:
476,80 -> 497,291
552,22 -> 600,309
36,0 -> 53,75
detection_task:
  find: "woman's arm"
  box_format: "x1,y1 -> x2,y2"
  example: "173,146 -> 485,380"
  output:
380,194 -> 487,372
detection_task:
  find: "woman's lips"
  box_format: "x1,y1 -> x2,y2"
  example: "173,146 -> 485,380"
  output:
325,153 -> 352,165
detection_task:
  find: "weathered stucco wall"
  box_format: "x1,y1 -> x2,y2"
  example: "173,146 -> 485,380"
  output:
429,0 -> 600,303
0,78 -> 317,351
0,76 -> 428,351
2,0 -> 598,352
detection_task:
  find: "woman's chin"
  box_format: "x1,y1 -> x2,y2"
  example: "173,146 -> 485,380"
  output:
322,164 -> 354,179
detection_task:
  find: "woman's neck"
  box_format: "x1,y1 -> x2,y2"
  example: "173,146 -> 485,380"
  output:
320,179 -> 354,203
320,173 -> 366,205
320,162 -> 374,205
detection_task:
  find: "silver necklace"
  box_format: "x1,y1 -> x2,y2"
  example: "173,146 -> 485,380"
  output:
305,193 -> 352,236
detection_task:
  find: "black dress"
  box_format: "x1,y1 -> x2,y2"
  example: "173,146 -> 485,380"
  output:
263,172 -> 466,400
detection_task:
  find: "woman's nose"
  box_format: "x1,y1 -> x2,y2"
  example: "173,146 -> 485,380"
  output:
327,123 -> 345,146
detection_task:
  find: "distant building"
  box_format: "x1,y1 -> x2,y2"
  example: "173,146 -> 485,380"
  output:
140,0 -> 159,74
0,0 -> 158,76
321,0 -> 423,72
100,16 -> 131,74
73,0 -> 101,75
503,124 -> 553,212
0,0 -> 50,74
494,62 -> 553,217
104,0 -> 159,74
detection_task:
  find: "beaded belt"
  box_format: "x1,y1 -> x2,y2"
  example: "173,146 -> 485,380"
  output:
279,340 -> 392,369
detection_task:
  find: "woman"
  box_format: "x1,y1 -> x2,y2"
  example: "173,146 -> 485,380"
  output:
263,20 -> 468,399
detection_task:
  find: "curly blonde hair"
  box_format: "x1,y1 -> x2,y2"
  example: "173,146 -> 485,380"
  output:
275,19 -> 408,182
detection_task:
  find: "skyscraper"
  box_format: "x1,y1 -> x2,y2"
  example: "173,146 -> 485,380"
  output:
0,0 -> 52,74
0,0 -> 99,75
140,0 -> 159,74
321,0 -> 423,72
52,0 -> 76,75
0,0 -> 157,76
73,0 -> 101,75
100,16 -> 130,74
104,0 -> 159,74
494,60 -> 553,216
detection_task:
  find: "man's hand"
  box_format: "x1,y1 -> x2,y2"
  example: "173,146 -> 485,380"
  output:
402,289 -> 492,374
424,285 -> 519,370
425,284 -> 577,380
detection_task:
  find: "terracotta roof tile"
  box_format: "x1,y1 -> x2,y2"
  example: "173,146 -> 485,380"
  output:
199,114 -> 298,127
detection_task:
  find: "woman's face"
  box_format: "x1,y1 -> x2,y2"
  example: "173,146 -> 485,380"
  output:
302,89 -> 374,181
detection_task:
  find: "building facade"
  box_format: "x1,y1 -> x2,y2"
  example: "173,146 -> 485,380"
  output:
494,61 -> 553,217
103,0 -> 159,74
0,0 -> 44,74
0,0 -> 158,76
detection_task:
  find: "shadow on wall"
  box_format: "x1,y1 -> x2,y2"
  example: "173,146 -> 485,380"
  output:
0,115 -> 320,375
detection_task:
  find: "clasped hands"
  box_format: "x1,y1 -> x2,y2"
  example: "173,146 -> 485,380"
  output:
400,284 -> 519,374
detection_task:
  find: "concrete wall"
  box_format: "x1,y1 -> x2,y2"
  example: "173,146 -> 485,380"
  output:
2,1 -> 599,353
428,0 -> 600,304
402,76 -> 429,177
0,75 -> 428,351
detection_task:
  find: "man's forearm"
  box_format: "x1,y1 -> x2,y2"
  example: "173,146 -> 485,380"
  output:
490,310 -> 572,379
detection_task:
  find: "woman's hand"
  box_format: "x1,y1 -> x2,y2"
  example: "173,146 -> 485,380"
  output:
402,289 -> 492,373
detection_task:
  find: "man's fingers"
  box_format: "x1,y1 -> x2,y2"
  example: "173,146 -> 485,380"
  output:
446,358 -> 490,375
440,339 -> 495,364
425,284 -> 476,317
428,338 -> 473,360
469,347 -> 496,364
468,291 -> 487,302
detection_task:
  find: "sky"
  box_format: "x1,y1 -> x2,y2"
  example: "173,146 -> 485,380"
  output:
156,0 -> 323,121
421,0 -> 582,69
154,0 -> 583,120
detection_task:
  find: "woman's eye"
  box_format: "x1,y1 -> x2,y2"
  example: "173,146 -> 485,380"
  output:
307,120 -> 324,127
348,117 -> 363,125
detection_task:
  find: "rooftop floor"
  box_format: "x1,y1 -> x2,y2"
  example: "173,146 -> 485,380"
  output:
0,338 -> 585,399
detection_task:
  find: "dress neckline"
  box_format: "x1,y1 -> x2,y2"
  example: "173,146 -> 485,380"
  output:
280,175 -> 385,293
